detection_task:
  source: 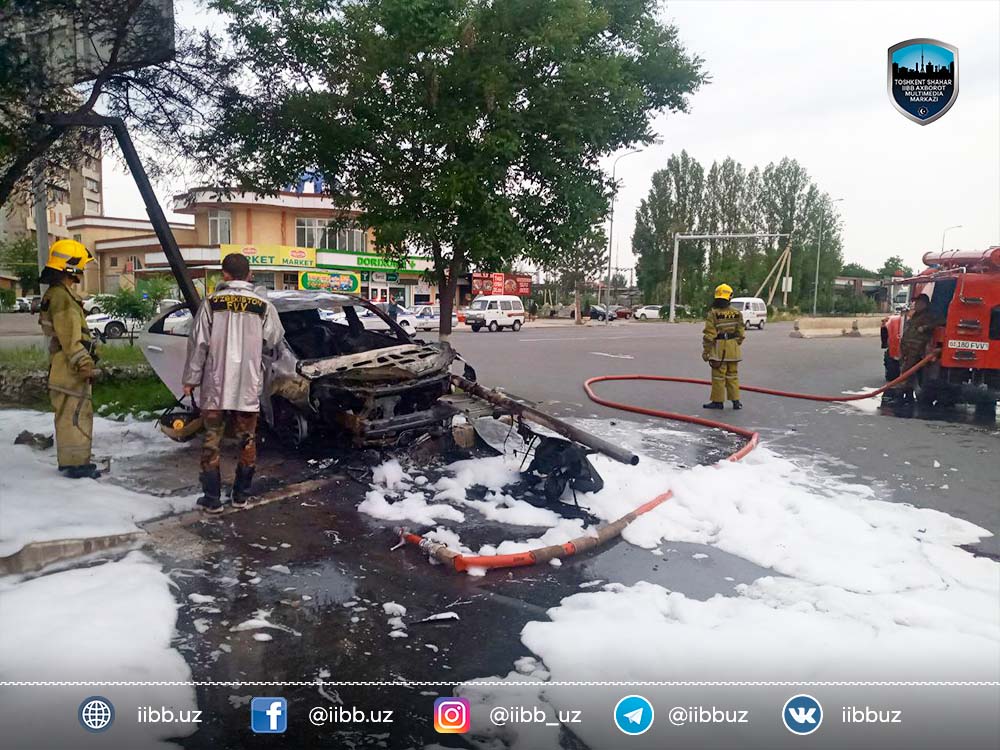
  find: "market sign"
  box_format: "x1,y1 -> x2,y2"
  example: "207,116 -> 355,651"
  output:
222,243 -> 316,268
471,272 -> 532,296
317,250 -> 433,273
299,270 -> 361,293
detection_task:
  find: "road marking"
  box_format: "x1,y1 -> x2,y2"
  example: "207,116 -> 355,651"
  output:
590,352 -> 635,359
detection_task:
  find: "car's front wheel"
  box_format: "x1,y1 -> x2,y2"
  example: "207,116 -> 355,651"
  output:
639,313 -> 647,320
270,396 -> 310,448
104,321 -> 126,339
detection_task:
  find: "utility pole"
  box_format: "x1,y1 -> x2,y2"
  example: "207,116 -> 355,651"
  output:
669,233 -> 788,322
940,224 -> 962,251
813,197 -> 844,316
32,161 -> 50,284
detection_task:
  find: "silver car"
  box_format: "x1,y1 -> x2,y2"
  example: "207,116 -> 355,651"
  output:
141,291 -> 456,447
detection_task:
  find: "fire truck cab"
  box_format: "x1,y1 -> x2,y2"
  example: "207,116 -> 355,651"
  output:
881,247 -> 1000,413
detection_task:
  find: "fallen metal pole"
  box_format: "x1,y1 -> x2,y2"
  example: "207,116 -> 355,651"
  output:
41,113 -> 201,312
449,374 -> 639,465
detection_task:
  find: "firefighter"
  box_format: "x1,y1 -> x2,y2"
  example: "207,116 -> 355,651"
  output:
182,253 -> 284,513
702,283 -> 746,410
896,293 -> 943,400
37,239 -> 101,478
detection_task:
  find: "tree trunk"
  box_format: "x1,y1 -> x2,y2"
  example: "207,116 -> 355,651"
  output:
574,281 -> 582,325
437,252 -> 463,342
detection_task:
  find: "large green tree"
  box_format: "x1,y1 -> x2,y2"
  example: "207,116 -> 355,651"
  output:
0,236 -> 40,293
199,0 -> 706,336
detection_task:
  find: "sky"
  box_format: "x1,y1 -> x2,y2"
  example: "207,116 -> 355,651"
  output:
102,0 -> 1000,274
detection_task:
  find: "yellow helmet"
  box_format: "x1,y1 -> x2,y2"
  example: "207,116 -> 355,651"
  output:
714,283 -> 734,300
45,239 -> 93,275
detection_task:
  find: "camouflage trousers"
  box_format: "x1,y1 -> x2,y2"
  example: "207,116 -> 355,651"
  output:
200,410 -> 258,472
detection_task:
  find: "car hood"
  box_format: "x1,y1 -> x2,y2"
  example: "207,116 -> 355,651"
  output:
296,342 -> 455,382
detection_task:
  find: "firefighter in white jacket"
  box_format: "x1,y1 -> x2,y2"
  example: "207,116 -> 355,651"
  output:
182,253 -> 284,513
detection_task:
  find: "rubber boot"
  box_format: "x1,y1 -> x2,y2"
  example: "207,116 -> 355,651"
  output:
231,465 -> 255,508
702,401 -> 724,410
732,400 -> 743,410
197,469 -> 223,514
59,463 -> 102,479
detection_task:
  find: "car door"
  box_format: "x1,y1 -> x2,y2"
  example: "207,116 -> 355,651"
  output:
139,305 -> 193,398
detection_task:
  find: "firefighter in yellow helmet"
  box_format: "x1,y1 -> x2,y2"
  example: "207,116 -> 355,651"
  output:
37,239 -> 101,478
702,283 -> 745,410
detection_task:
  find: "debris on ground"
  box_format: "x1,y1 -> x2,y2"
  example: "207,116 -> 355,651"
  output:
13,430 -> 53,450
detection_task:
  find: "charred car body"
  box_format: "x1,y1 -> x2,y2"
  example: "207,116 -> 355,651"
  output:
142,291 -> 456,447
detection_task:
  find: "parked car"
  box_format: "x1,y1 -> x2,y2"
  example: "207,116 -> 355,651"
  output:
15,297 -> 32,313
29,295 -> 42,313
413,304 -> 459,331
141,292 -> 456,447
589,304 -> 610,321
83,295 -> 111,314
465,295 -> 526,331
87,312 -> 144,339
634,304 -> 662,320
730,296 -> 768,329
610,305 -> 632,319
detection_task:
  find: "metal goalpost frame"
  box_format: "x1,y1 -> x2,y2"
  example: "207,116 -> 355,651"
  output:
668,233 -> 789,322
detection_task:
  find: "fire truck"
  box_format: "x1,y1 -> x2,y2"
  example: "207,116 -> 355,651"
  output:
881,247 -> 1000,414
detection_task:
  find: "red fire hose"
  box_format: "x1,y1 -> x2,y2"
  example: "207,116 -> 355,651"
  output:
398,351 -> 939,573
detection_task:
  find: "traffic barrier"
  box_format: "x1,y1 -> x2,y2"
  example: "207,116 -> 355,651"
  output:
791,316 -> 883,338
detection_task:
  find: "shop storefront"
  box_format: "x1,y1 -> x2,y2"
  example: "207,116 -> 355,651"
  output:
316,249 -> 434,307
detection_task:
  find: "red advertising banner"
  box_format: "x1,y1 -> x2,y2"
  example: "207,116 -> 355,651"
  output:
471,272 -> 532,297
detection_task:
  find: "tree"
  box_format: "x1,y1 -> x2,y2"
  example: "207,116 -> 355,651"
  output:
197,0 -> 707,337
878,255 -> 913,277
0,236 -> 40,293
1,0 -> 235,207
840,262 -> 878,278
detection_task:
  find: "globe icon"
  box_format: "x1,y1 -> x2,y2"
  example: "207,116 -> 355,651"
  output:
78,697 -> 114,732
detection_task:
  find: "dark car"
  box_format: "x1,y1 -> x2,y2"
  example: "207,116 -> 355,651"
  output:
141,292 -> 456,447
589,304 -> 609,321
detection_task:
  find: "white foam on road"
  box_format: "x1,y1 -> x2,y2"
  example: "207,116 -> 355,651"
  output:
0,409 -> 197,557
0,551 -> 196,747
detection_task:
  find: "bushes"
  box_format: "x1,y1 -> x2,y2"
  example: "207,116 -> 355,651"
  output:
0,288 -> 14,311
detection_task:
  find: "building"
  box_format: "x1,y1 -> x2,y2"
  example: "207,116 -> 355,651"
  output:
66,214 -> 196,294
132,187 -> 442,306
0,131 -> 104,293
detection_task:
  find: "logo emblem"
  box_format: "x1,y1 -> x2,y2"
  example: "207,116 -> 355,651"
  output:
888,38 -> 958,125
782,694 -> 823,735
613,695 -> 655,736
78,696 -> 115,732
250,697 -> 288,734
433,697 -> 471,733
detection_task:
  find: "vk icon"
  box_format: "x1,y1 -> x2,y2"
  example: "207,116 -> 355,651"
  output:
251,697 -> 288,733
613,694 -> 655,735
782,694 -> 823,735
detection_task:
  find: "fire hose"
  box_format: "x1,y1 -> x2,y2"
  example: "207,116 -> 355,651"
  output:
397,351 -> 939,573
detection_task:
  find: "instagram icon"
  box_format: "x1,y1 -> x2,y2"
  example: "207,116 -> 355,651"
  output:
433,697 -> 471,733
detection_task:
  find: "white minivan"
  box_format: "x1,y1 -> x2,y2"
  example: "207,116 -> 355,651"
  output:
730,297 -> 768,329
465,295 -> 526,332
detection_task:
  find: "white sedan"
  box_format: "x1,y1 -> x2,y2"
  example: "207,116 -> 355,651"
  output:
635,305 -> 662,320
412,304 -> 459,331
86,312 -> 143,339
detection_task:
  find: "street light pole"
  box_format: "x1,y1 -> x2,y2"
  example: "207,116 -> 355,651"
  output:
812,197 -> 844,316
941,224 -> 962,251
604,149 -> 644,324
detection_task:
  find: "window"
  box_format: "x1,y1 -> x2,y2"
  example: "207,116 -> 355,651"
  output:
295,218 -> 368,251
73,234 -> 82,243
488,301 -> 498,310
512,299 -> 524,311
86,199 -> 100,214
500,300 -> 512,311
283,273 -> 299,289
110,256 -> 119,268
128,255 -> 143,271
254,272 -> 275,290
208,209 -> 231,245
85,178 -> 99,192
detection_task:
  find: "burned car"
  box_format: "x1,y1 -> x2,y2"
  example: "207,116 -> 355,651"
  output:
141,291 -> 456,447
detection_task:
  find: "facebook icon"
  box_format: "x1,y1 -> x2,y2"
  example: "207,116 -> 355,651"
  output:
782,694 -> 823,735
251,697 -> 288,734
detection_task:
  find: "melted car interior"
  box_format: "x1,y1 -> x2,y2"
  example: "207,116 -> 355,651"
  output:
280,305 -> 407,360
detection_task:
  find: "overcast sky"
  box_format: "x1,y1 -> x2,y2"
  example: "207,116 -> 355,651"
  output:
103,0 -> 1000,273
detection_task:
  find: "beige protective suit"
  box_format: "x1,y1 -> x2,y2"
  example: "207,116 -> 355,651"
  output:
39,281 -> 96,468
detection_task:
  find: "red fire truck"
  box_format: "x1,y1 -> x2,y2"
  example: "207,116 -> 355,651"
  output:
881,247 -> 1000,413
